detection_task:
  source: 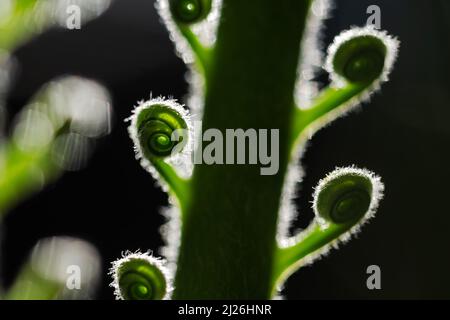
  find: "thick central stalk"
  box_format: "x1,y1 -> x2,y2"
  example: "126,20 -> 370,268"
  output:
174,0 -> 311,299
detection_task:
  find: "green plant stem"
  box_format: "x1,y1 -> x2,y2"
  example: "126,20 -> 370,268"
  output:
173,0 -> 312,299
152,159 -> 190,211
271,221 -> 355,295
291,82 -> 367,146
178,25 -> 213,74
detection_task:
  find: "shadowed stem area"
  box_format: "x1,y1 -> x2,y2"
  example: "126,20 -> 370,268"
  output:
173,0 -> 312,299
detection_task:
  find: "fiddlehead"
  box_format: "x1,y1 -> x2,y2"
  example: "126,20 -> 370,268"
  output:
292,26 -> 399,142
157,0 -> 216,73
314,168 -> 373,225
273,167 -> 384,294
169,0 -> 212,25
110,251 -> 172,300
326,27 -> 398,85
134,103 -> 188,159
128,98 -> 191,206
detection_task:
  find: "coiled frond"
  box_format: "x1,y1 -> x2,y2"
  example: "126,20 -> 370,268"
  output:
291,26 -> 399,146
326,26 -> 399,86
156,0 -> 220,72
131,100 -> 189,160
127,98 -> 191,206
110,251 -> 172,300
314,167 -> 375,225
169,0 -> 212,24
273,167 -> 384,295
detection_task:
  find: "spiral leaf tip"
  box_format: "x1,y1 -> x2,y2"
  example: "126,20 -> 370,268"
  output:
128,98 -> 190,162
169,0 -> 212,24
313,167 -> 384,226
110,251 -> 172,300
326,26 -> 399,85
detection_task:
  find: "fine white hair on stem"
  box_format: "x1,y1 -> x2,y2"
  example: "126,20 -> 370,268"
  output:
127,96 -> 193,186
295,0 -> 334,109
325,25 -> 400,89
276,143 -> 307,243
277,0 -> 334,238
109,250 -> 173,300
159,205 -> 182,273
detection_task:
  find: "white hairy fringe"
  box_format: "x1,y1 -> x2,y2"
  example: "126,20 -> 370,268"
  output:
148,2 -> 396,296
275,167 -> 384,295
295,0 -> 334,109
325,25 -> 400,89
277,0 -> 333,242
313,166 -> 384,227
276,145 -> 305,243
302,26 -> 400,155
127,96 -> 194,184
127,97 -> 192,272
109,250 -> 173,300
159,205 -> 182,273
278,24 -> 398,244
325,25 -> 400,88
152,1 -> 223,270
302,26 -> 399,139
282,166 -> 384,260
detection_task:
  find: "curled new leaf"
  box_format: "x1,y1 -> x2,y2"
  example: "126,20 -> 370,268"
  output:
313,167 -> 384,226
127,98 -> 191,206
272,167 -> 384,293
110,251 -> 172,300
129,98 -> 189,160
326,26 -> 399,85
169,0 -> 212,24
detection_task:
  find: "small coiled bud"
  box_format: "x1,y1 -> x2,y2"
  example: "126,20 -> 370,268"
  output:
313,167 -> 384,225
110,251 -> 172,300
169,0 -> 212,24
326,26 -> 399,85
128,98 -> 189,161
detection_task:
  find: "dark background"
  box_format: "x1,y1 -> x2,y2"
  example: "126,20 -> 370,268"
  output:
1,0 -> 450,299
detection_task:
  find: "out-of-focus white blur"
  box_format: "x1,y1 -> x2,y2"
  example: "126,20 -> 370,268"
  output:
49,0 -> 112,27
0,1 -> 13,22
11,76 -> 112,171
46,76 -> 112,138
31,236 -> 101,299
51,132 -> 92,171
12,107 -> 55,151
